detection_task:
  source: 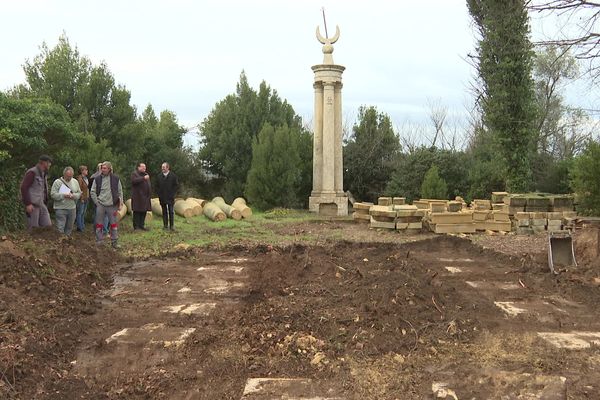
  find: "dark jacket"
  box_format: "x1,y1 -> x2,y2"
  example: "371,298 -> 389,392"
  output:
155,171 -> 178,204
131,170 -> 152,212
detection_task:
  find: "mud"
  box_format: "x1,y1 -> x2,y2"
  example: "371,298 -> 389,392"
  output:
2,230 -> 600,399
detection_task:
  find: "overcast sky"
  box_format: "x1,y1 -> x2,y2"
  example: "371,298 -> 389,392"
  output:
1,0 -> 597,146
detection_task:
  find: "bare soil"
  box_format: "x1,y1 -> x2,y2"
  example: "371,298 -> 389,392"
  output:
1,222 -> 599,399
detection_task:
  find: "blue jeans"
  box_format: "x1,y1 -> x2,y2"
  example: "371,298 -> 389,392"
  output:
76,200 -> 88,231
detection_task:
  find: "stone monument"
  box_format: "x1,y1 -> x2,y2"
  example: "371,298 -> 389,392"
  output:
309,24 -> 348,216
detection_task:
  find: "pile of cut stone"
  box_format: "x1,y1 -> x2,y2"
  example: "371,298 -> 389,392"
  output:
507,194 -> 577,234
353,197 -> 426,231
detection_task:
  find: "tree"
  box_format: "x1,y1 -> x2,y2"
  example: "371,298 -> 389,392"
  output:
420,165 -> 448,200
245,123 -> 305,210
529,1 -> 600,81
570,140 -> 600,215
386,147 -> 469,202
199,72 -> 304,199
344,106 -> 400,202
467,0 -> 538,192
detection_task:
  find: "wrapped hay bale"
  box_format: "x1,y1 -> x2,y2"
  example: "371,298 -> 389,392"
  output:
174,199 -> 195,218
151,198 -> 163,216
185,198 -> 203,216
212,197 -> 242,220
232,197 -> 252,218
203,201 -> 227,221
116,204 -> 127,221
187,197 -> 207,208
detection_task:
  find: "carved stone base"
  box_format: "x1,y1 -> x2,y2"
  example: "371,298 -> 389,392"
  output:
309,194 -> 348,216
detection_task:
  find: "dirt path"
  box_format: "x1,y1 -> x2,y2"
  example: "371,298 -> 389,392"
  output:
61,236 -> 599,399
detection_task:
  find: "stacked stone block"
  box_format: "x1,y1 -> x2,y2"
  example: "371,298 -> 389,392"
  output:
352,202 -> 372,223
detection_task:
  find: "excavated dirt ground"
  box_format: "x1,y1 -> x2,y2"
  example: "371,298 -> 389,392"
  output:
1,222 -> 599,399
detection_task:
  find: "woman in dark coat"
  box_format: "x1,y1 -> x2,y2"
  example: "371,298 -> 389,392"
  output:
131,162 -> 152,230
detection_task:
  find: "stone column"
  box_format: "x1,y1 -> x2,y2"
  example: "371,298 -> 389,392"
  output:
321,82 -> 336,194
312,83 -> 323,196
334,82 -> 343,195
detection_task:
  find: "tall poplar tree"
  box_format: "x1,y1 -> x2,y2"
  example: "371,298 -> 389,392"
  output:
467,0 -> 538,192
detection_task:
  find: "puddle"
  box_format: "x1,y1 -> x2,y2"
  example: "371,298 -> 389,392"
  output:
438,258 -> 474,263
467,281 -> 521,290
197,265 -> 245,274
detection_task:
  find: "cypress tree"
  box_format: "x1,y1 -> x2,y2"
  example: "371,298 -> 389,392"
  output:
467,0 -> 538,192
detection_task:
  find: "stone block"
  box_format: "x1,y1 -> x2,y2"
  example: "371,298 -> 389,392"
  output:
377,197 -> 392,206
491,191 -> 509,203
472,199 -> 491,210
434,223 -> 476,234
352,212 -> 370,222
532,225 -> 546,233
517,219 -> 530,227
430,203 -> 447,213
370,216 -> 395,229
473,210 -> 491,221
369,205 -> 396,218
396,222 -> 408,230
392,197 -> 405,205
515,212 -> 530,220
408,221 -> 423,230
504,195 -> 527,207
447,201 -> 462,212
530,212 -> 547,219
492,203 -> 508,212
414,209 -> 427,217
547,212 -> 562,220
353,202 -> 373,211
493,211 -> 510,222
530,218 -> 547,226
516,226 -> 533,235
430,212 -> 473,224
394,204 -> 418,217
413,200 -> 430,209
508,206 -> 524,215
483,221 -> 512,232
547,224 -> 563,233
474,221 -> 487,231
396,216 -> 422,223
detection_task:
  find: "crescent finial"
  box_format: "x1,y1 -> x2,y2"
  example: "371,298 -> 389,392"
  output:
329,25 -> 340,44
316,26 -> 327,44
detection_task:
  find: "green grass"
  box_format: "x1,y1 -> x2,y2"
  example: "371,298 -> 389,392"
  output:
118,209 -> 324,257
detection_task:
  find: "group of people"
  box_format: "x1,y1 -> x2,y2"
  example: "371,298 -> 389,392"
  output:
20,155 -> 179,249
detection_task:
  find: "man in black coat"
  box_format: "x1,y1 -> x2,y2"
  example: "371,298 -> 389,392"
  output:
155,162 -> 179,230
131,162 -> 152,230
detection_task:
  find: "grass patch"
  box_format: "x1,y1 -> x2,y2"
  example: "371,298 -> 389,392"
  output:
118,209 -> 323,257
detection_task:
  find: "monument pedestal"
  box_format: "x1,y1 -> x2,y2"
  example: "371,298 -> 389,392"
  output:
309,194 -> 348,216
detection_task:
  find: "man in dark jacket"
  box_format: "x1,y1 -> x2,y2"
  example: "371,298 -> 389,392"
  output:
131,162 -> 152,230
20,155 -> 52,230
90,161 -> 123,248
155,162 -> 178,230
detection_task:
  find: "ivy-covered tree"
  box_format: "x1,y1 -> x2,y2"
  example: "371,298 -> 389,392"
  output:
344,106 -> 400,202
199,72 -> 304,199
467,0 -> 538,192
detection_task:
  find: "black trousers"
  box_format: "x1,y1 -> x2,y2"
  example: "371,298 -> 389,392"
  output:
133,211 -> 147,229
161,202 -> 174,228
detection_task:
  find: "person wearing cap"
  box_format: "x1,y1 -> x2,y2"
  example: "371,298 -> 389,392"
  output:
90,161 -> 123,248
20,155 -> 53,230
50,166 -> 81,235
